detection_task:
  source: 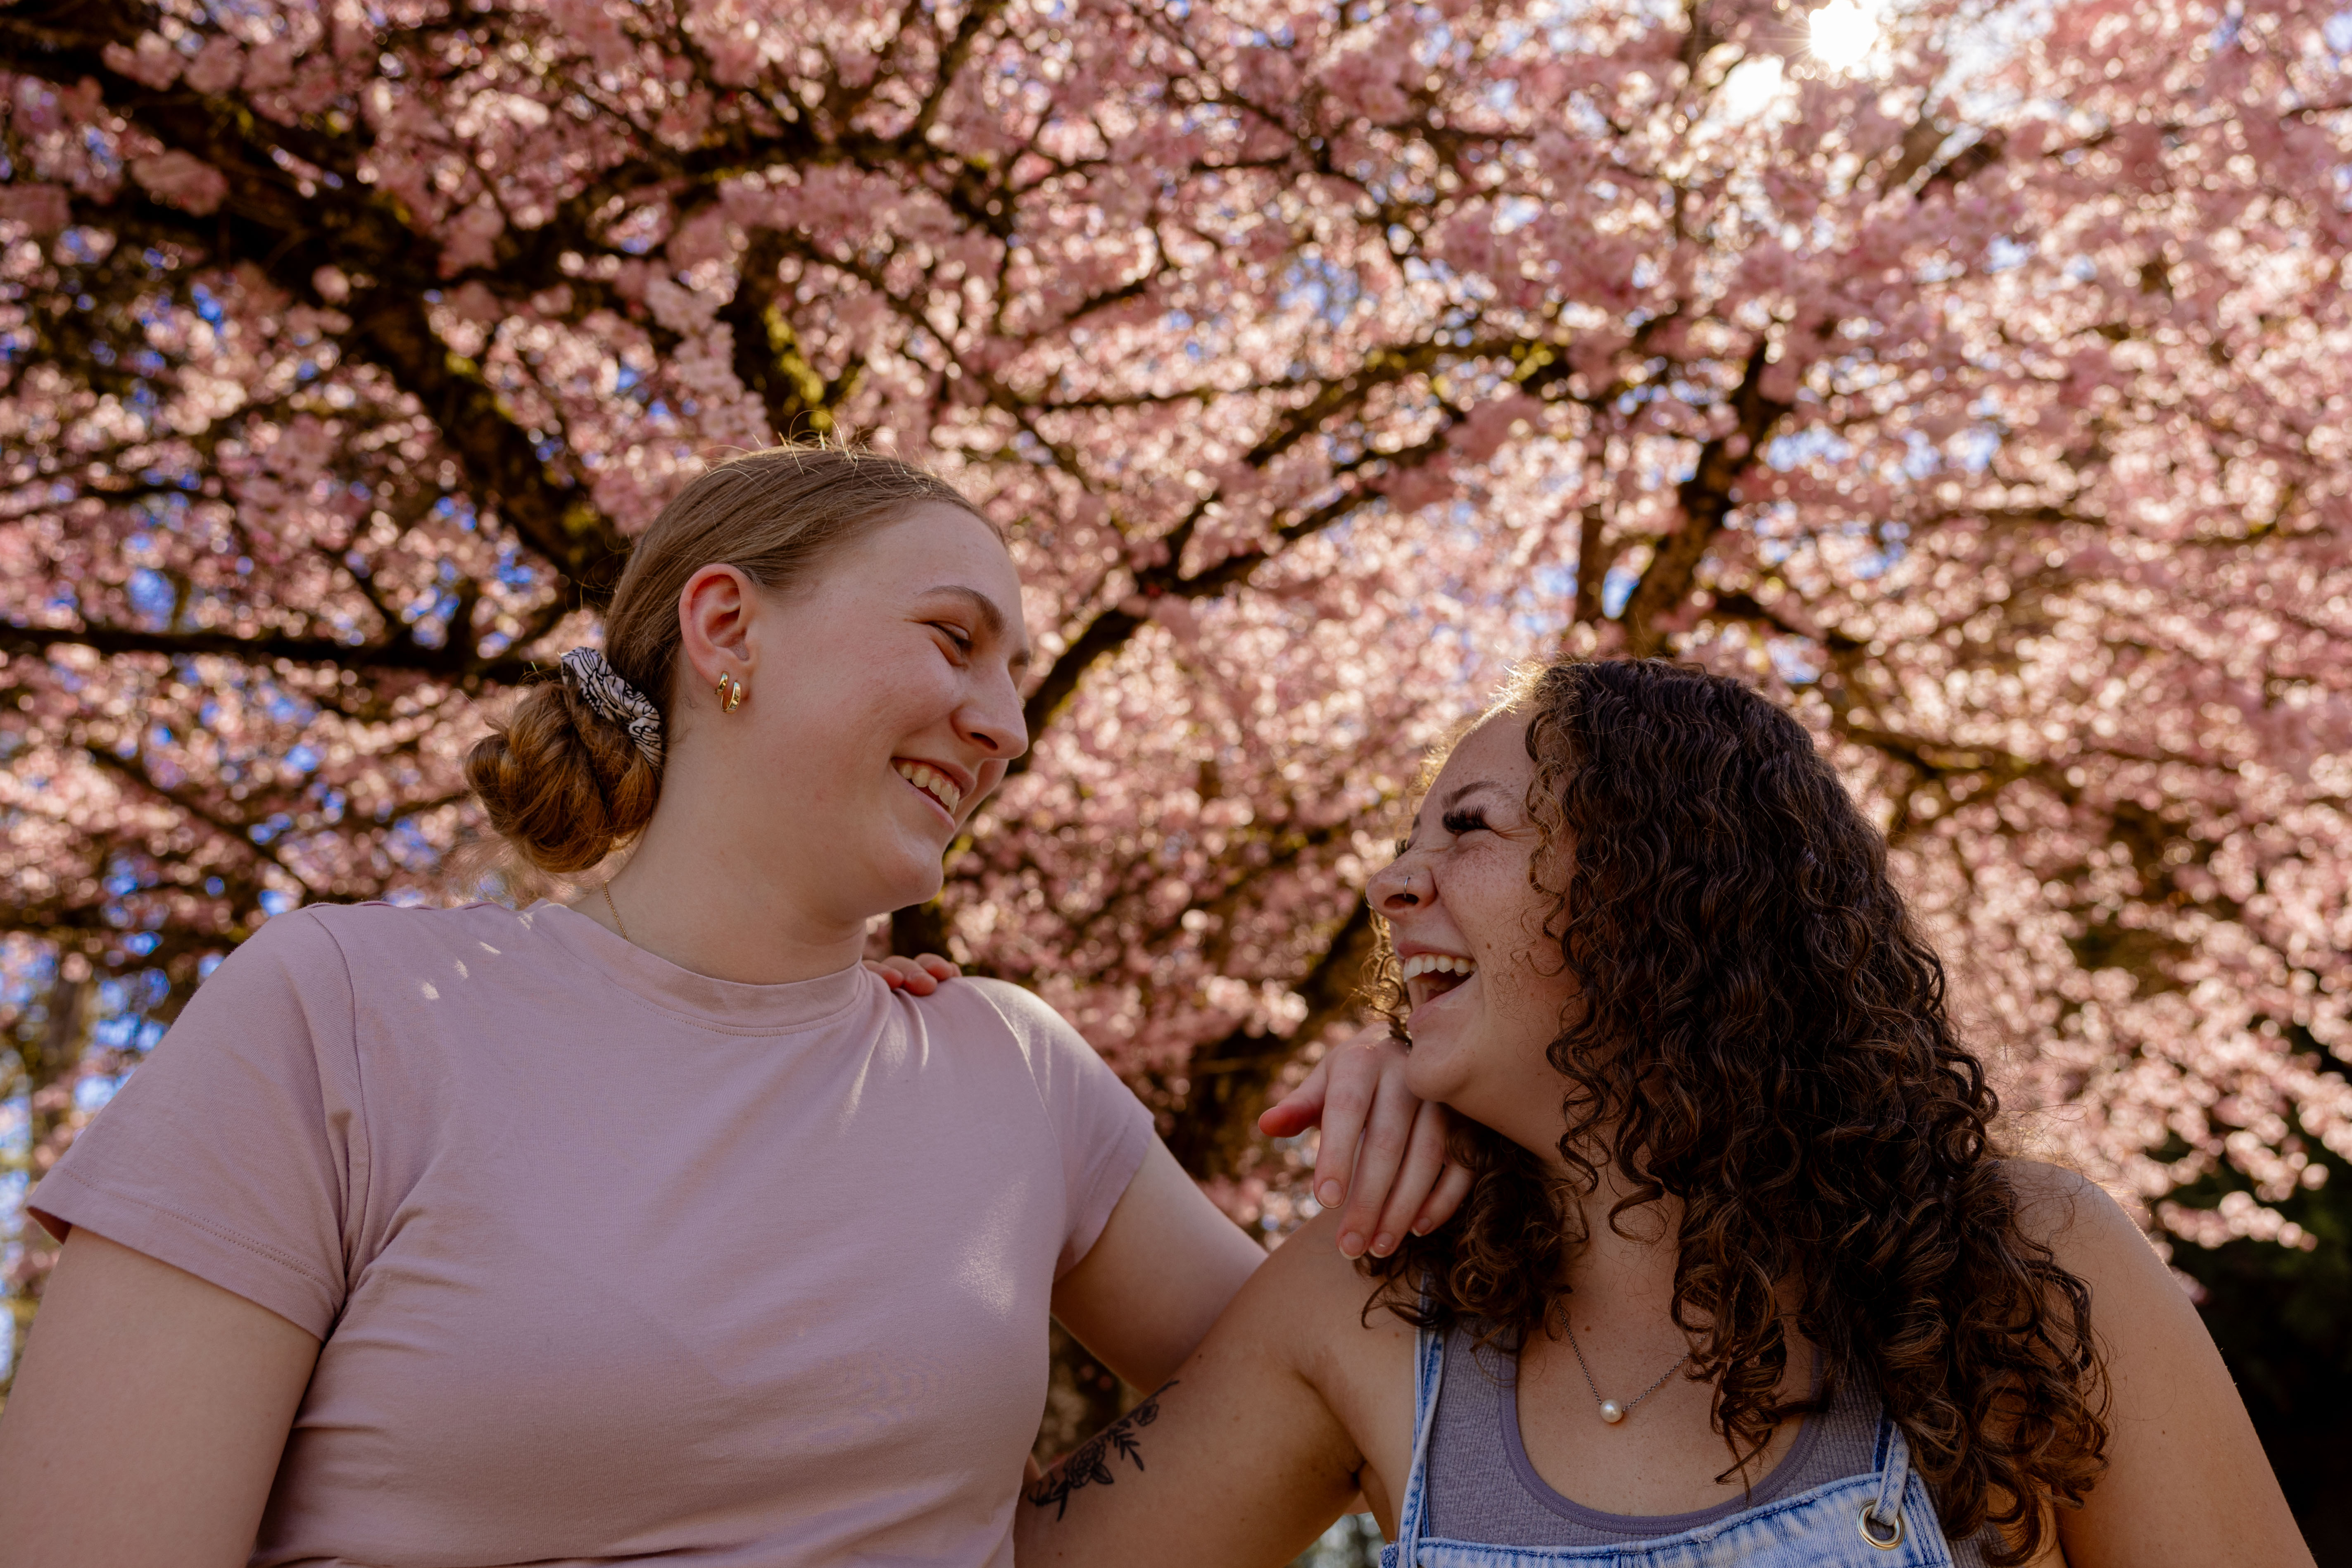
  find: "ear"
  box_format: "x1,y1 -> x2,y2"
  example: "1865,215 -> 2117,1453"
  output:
677,565 -> 759,696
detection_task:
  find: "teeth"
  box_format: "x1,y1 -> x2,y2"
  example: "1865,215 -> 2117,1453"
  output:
894,760 -> 962,814
1400,954 -> 1477,980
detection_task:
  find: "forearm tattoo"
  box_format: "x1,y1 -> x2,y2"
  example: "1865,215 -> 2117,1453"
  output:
1026,1380 -> 1177,1520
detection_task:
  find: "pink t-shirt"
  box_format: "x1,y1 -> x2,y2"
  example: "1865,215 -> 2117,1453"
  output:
31,901 -> 1153,1568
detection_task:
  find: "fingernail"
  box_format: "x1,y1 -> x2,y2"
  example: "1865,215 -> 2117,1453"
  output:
1339,1232 -> 1364,1257
1412,1218 -> 1434,1235
1372,1233 -> 1395,1256
1318,1180 -> 1343,1207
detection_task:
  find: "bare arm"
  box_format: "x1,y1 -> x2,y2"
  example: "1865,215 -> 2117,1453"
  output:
1023,1213 -> 1406,1568
2012,1164 -> 2313,1568
1051,1140 -> 1266,1390
0,1229 -> 319,1568
1054,1028 -> 1470,1390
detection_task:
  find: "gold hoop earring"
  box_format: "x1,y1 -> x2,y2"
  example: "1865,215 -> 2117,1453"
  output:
714,674 -> 744,712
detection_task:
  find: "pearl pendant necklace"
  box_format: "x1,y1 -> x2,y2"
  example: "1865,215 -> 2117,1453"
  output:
1562,1315 -> 1690,1426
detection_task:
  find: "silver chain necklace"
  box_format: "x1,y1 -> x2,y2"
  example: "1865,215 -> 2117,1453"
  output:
1561,1315 -> 1691,1425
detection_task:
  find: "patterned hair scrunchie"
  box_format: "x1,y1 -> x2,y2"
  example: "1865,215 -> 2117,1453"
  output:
558,648 -> 665,768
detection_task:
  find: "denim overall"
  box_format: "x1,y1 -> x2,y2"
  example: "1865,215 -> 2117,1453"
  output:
1378,1322 -> 1960,1568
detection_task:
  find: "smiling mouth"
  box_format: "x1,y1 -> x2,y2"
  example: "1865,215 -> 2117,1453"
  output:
1401,952 -> 1478,1009
893,760 -> 963,818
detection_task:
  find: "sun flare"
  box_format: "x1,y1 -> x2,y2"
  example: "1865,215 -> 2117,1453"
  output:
1808,0 -> 1880,70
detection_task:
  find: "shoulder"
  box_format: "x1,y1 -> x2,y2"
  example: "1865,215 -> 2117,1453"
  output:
294,897 -> 518,939
1243,1213 -> 1421,1467
1249,1212 -> 1408,1346
202,902 -> 557,1022
275,897 -> 509,949
274,899 -> 537,973
1265,1211 -> 1382,1297
932,976 -> 1109,1068
1987,1183 -> 2309,1563
1134,1209 -> 1380,1387
197,904 -> 361,997
1995,1158 -> 2176,1305
947,975 -> 1077,1035
185,900 -> 522,1032
1997,1159 -> 2144,1250
902,973 -> 1118,1081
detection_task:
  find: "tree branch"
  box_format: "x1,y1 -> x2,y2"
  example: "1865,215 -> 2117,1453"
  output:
0,620 -> 538,684
0,10 -> 633,601
1572,505 -> 1608,625
1622,337 -> 1793,655
721,230 -> 855,439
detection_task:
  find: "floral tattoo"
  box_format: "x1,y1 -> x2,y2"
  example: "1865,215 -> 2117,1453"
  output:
1026,1380 -> 1177,1519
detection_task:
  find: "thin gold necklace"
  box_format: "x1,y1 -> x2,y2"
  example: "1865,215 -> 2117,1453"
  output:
600,882 -> 632,945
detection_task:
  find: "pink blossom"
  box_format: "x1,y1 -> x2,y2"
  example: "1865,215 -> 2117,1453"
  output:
439,203 -> 506,275
549,0 -> 635,71
183,36 -> 245,95
102,31 -> 181,90
666,208 -> 735,270
242,39 -> 295,91
129,151 -> 230,215
1,0 -> 2347,1283
0,184 -> 73,235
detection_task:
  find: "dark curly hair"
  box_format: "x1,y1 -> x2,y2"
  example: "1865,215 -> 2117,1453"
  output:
1363,658 -> 2107,1564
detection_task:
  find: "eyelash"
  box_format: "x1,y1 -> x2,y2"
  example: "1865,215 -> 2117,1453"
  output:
1398,810 -> 1490,857
933,623 -> 974,656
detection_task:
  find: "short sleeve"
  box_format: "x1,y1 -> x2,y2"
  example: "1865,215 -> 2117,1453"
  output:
29,909 -> 364,1338
963,979 -> 1154,1278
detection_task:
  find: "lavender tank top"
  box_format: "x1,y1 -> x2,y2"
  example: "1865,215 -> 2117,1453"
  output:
1421,1324 -> 1990,1561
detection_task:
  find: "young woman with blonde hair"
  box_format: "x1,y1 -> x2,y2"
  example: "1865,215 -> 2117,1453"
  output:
0,445 -> 1463,1566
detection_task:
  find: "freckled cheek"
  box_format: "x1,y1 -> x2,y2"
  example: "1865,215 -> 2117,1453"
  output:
1449,865 -> 1547,963
1451,923 -> 1573,1043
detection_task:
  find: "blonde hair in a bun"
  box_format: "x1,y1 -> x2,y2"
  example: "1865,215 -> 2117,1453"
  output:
465,443 -> 980,874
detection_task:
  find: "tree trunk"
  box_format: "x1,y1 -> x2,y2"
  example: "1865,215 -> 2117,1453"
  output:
1162,900 -> 1382,1182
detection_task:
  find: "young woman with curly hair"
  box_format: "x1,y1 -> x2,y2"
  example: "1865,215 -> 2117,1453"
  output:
1018,657 -> 2307,1568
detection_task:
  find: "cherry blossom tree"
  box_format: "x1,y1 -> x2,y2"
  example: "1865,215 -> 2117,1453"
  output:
4,0 -> 2350,1424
